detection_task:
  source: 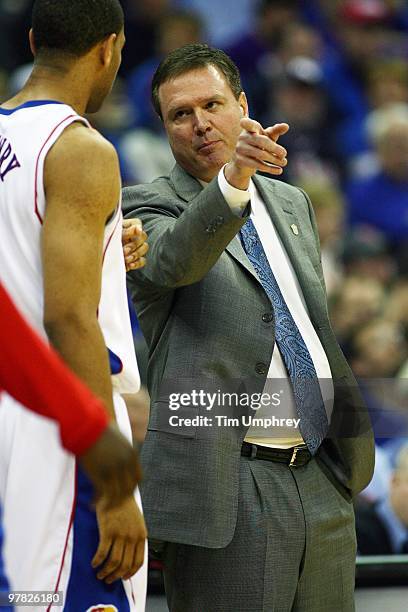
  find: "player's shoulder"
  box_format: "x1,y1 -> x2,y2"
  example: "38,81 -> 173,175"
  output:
55,121 -> 117,162
48,122 -> 118,172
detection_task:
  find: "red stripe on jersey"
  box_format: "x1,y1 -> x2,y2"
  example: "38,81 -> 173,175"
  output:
102,207 -> 122,264
34,115 -> 87,224
47,467 -> 77,612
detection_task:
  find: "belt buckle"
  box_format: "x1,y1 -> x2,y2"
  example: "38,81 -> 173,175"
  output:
289,446 -> 300,468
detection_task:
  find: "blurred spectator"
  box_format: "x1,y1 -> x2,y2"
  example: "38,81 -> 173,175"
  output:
122,10 -> 204,184
356,443 -> 408,555
299,179 -> 345,295
349,318 -> 408,443
343,60 -> 408,177
264,56 -> 339,183
384,280 -> 408,328
350,318 -> 406,379
330,276 -> 386,356
226,0 -> 300,73
225,0 -> 300,115
368,61 -> 408,110
346,104 -> 408,272
120,0 -> 171,76
360,444 -> 393,503
275,22 -> 323,67
175,0 -> 253,47
322,0 -> 405,161
342,227 -> 396,286
127,10 -> 204,129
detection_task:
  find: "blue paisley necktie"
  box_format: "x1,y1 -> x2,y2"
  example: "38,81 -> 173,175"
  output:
240,217 -> 328,454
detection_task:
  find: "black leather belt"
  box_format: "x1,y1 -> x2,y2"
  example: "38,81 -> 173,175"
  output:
241,441 -> 312,468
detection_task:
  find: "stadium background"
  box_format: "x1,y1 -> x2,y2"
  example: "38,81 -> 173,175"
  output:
1,1 -> 407,609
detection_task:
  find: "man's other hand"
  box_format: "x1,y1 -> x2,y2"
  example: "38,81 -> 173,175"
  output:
122,218 -> 149,271
79,422 -> 142,509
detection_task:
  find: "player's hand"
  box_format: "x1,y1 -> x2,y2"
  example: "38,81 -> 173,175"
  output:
122,218 -> 148,271
225,119 -> 289,189
79,422 -> 142,509
92,496 -> 147,583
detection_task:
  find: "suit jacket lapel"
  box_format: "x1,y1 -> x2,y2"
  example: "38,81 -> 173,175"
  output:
252,175 -> 317,295
225,234 -> 259,281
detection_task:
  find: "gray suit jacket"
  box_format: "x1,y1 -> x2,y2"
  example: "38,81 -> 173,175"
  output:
123,164 -> 374,548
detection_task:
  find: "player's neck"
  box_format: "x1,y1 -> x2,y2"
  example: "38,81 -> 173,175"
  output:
3,66 -> 89,116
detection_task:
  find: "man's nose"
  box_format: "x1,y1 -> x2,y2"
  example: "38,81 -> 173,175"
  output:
193,110 -> 211,135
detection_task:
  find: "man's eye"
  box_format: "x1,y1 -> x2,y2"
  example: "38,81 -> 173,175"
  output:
206,101 -> 218,109
175,110 -> 187,119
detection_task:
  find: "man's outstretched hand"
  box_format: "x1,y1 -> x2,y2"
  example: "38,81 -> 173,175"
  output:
225,119 -> 289,190
79,422 -> 142,509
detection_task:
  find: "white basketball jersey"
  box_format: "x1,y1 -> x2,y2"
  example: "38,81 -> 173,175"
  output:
0,101 -> 146,610
0,100 -> 140,393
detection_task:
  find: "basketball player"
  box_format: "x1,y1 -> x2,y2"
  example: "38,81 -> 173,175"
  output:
0,1 -> 147,610
0,280 -> 144,609
0,281 -> 142,507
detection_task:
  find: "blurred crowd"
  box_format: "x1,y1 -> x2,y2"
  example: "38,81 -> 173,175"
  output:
1,0 -> 408,555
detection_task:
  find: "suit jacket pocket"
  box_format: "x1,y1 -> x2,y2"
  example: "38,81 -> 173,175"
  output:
147,400 -> 198,438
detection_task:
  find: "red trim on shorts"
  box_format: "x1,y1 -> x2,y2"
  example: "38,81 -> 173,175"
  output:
47,465 -> 78,612
130,579 -> 137,605
34,115 -> 88,224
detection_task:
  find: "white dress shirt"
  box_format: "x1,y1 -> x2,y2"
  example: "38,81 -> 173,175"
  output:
216,168 -> 334,448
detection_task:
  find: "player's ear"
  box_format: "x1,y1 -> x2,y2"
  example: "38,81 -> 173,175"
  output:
29,29 -> 37,57
99,33 -> 117,66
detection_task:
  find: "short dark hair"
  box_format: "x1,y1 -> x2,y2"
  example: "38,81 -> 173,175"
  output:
32,0 -> 124,57
151,43 -> 242,119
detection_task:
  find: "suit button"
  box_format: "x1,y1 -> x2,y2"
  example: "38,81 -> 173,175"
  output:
215,215 -> 224,224
262,313 -> 273,323
255,362 -> 267,375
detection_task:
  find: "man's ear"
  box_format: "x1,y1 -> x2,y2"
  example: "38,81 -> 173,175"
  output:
238,91 -> 249,118
29,29 -> 36,57
99,33 -> 117,66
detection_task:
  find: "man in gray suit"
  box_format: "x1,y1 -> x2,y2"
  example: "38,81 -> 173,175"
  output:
123,44 -> 374,612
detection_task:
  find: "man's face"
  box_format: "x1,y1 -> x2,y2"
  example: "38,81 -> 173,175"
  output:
378,124 -> 408,182
158,65 -> 247,182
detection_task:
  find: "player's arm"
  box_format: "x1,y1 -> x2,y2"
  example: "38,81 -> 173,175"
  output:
0,282 -> 141,507
42,123 -> 117,416
0,282 -> 108,451
42,124 -> 147,580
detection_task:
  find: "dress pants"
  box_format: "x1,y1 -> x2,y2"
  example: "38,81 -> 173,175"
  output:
162,455 -> 356,612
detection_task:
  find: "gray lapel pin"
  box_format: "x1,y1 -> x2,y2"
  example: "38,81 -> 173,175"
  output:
290,224 -> 299,236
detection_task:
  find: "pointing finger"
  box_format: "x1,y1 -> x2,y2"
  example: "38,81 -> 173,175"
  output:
264,123 -> 290,142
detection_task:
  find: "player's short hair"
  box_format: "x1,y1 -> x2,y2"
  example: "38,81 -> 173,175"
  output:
32,0 -> 124,58
151,44 -> 242,120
